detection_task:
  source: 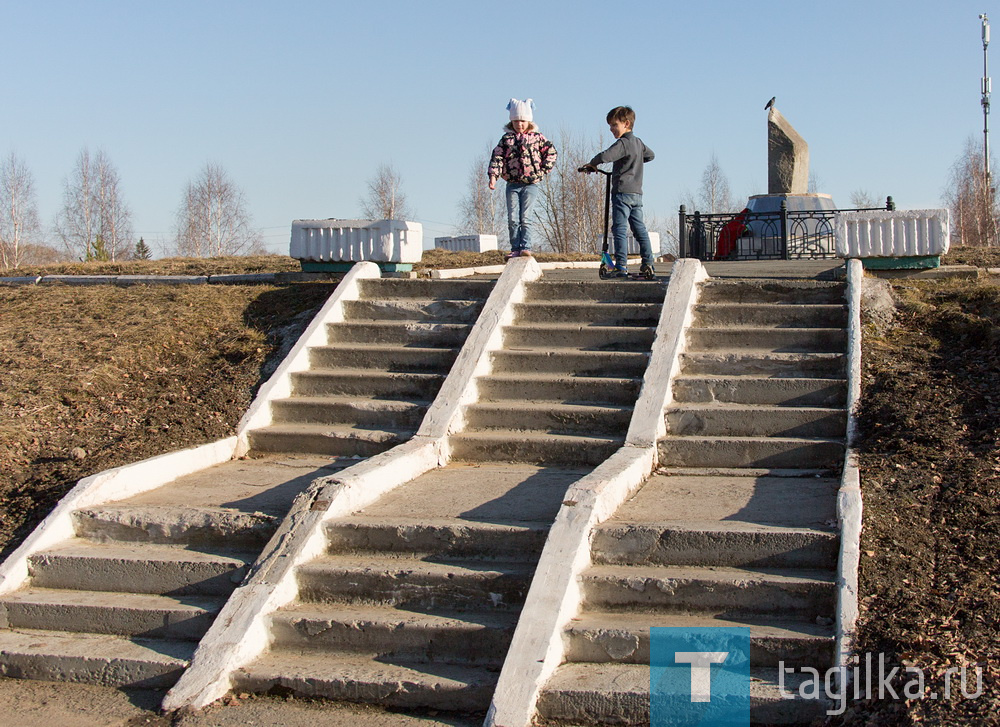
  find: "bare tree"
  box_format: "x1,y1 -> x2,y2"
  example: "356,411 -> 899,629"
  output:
943,136 -> 999,247
55,148 -> 133,261
0,152 -> 42,270
360,163 -> 412,220
698,154 -> 735,214
455,152 -> 506,243
175,163 -> 262,257
536,131 -> 607,253
848,189 -> 881,209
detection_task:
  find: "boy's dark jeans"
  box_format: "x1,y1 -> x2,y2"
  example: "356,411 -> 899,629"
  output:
612,193 -> 654,270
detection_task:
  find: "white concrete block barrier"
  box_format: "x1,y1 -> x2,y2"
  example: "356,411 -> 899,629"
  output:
163,256 -> 544,711
834,258 -> 864,689
835,209 -> 950,259
485,259 -> 707,727
434,234 -> 499,252
290,219 -> 423,263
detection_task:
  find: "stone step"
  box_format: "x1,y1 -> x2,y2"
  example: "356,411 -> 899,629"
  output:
268,602 -> 517,665
666,403 -> 847,438
233,649 -> 497,713
464,401 -> 632,435
592,520 -> 838,569
323,517 -> 550,559
658,435 -> 845,469
358,278 -> 495,300
72,504 -> 278,548
0,588 -> 221,640
295,554 -> 533,612
581,564 -> 836,619
27,541 -> 252,596
513,301 -> 661,326
672,376 -> 847,407
536,662 -> 828,725
490,349 -> 649,377
686,326 -> 846,353
698,279 -> 845,305
248,422 -> 409,457
326,321 -> 472,346
448,430 -> 622,467
290,369 -> 443,398
476,374 -> 641,406
526,279 -> 666,303
563,610 -> 833,666
692,303 -> 847,328
309,344 -> 457,372
679,351 -> 845,378
343,298 -> 485,323
503,323 -> 655,351
0,628 -> 193,688
270,396 -> 427,429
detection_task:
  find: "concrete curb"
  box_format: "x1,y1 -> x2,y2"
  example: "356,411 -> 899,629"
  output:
834,258 -> 864,688
234,261 -> 381,456
0,272 -> 342,287
427,258 -> 644,280
0,437 -> 238,596
485,259 -> 706,727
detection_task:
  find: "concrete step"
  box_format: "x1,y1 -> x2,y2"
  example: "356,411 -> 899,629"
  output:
27,541 -> 252,596
343,298 -> 485,323
448,430 -> 622,466
268,602 -> 517,665
295,554 -> 533,612
233,649 -> 497,713
290,369 -> 443,398
692,302 -> 847,328
464,401 -> 632,435
72,504 -> 278,548
699,279 -> 845,305
324,517 -> 549,559
309,344 -> 457,372
0,628 -> 194,688
326,321 -> 472,346
248,422 -> 409,457
526,279 -> 666,303
672,375 -> 847,407
270,396 -> 427,429
581,564 -> 836,619
490,349 -> 649,377
563,610 -> 833,666
513,301 -> 661,326
358,278 -> 495,300
536,662 -> 828,725
0,588 -> 221,640
658,435 -> 845,469
666,403 -> 847,438
686,326 -> 846,353
679,351 -> 845,378
503,323 -> 655,351
476,374 -> 641,406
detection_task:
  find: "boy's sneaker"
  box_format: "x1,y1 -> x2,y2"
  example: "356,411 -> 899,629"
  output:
640,264 -> 656,280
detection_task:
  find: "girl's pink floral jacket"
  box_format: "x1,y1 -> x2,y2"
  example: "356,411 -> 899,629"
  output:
488,131 -> 558,185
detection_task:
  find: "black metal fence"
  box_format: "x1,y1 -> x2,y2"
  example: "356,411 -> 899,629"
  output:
679,197 -> 895,261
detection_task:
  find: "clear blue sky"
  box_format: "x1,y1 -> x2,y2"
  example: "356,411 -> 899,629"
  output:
3,1 -> 990,256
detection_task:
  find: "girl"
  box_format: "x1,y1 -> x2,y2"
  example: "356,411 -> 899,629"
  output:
488,98 -> 557,258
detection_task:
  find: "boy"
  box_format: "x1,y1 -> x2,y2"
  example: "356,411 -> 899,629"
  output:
581,106 -> 656,279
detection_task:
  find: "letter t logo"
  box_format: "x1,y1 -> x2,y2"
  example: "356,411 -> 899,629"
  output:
675,651 -> 729,702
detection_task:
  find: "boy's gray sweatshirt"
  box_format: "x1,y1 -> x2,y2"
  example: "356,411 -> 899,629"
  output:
588,132 -> 654,194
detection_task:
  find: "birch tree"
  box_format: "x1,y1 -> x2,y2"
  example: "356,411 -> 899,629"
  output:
55,148 -> 133,261
360,163 -> 412,220
536,131 -> 606,253
456,152 -> 505,243
698,154 -> 736,214
943,136 -> 999,247
0,152 -> 42,270
175,163 -> 262,257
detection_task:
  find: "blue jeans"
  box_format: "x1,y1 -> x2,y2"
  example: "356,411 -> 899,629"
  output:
611,193 -> 654,270
505,182 -> 539,251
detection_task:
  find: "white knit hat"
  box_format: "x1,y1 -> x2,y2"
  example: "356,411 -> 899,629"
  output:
507,98 -> 534,122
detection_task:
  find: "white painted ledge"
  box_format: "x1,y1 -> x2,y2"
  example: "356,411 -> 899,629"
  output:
835,209 -> 950,258
290,219 -> 423,263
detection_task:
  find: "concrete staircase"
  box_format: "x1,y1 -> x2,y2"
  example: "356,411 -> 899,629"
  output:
536,278 -> 848,725
449,279 -> 666,465
232,462 -> 586,713
249,278 -> 493,457
0,456 -> 340,688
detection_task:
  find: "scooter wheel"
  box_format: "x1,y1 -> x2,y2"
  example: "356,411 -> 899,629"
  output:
599,264 -> 612,279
